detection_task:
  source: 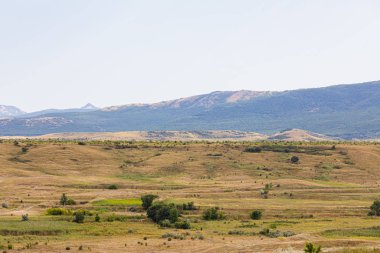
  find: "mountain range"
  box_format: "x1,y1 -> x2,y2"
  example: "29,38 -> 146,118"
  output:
1,81 -> 380,139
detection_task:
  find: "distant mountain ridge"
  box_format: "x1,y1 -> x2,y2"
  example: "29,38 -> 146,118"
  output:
17,103 -> 99,118
1,81 -> 380,139
0,105 -> 25,118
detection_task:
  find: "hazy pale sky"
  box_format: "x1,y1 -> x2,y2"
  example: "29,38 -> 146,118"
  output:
1,0 -> 380,111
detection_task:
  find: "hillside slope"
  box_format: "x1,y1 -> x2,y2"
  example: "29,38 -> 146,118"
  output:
1,81 -> 380,139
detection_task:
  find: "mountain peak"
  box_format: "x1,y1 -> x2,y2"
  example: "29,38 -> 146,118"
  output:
81,103 -> 98,110
0,105 -> 25,118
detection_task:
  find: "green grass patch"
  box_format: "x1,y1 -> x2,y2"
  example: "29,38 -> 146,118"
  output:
322,226 -> 380,238
92,198 -> 142,207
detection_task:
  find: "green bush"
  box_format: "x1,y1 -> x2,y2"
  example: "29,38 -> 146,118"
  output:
47,208 -> 69,215
60,193 -> 76,206
368,200 -> 380,216
141,194 -> 158,210
73,212 -> 85,223
244,147 -> 262,153
107,184 -> 118,190
304,242 -> 321,253
203,207 -> 225,220
159,219 -> 172,228
174,220 -> 191,229
250,210 -> 262,220
291,156 -> 299,163
21,214 -> 29,221
177,202 -> 197,211
147,202 -> 179,223
95,213 -> 100,222
66,199 -> 76,205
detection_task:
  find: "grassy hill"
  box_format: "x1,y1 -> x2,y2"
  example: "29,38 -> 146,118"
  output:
1,140 -> 380,252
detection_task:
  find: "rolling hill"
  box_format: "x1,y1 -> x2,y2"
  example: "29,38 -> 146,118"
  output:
1,81 -> 380,139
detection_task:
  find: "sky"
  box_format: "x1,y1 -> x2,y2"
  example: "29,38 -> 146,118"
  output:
1,0 -> 380,112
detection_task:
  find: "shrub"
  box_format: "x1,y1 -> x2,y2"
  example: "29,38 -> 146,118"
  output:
203,207 -> 225,220
147,202 -> 179,223
1,202 -> 8,208
304,242 -> 321,253
73,212 -> 85,223
107,184 -> 118,190
159,219 -> 172,228
66,199 -> 76,205
291,156 -> 299,163
47,208 -> 69,215
95,213 -> 100,222
244,147 -> 262,153
177,202 -> 197,211
21,214 -> 29,221
368,200 -> 380,216
141,194 -> 158,210
174,220 -> 191,229
60,194 -> 76,206
106,214 -> 128,222
250,210 -> 262,220
21,147 -> 28,153
77,141 -> 86,145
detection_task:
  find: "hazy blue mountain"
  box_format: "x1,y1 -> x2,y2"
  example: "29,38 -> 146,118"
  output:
18,103 -> 99,118
1,81 -> 380,139
0,105 -> 25,118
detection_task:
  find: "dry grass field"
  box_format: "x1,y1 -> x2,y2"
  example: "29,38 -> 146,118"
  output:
1,140 -> 380,252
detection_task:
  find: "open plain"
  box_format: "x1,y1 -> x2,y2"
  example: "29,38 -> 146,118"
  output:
1,140 -> 380,252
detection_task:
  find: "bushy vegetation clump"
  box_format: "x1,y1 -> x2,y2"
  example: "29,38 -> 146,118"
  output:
174,220 -> 191,229
60,194 -> 76,206
177,202 -> 197,211
203,207 -> 225,220
259,228 -> 295,238
368,200 -> 380,216
141,194 -> 158,210
244,147 -> 262,153
304,242 -> 321,253
21,214 -> 29,221
73,212 -> 85,223
291,156 -> 299,163
250,210 -> 262,220
47,208 -> 70,215
107,184 -> 118,190
147,202 -> 179,224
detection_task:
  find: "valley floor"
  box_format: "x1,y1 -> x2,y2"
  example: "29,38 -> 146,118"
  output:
1,140 -> 380,252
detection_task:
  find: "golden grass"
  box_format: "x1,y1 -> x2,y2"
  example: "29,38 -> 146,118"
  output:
1,140 -> 380,252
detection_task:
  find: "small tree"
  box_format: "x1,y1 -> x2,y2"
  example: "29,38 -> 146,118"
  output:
60,194 -> 76,206
368,200 -> 380,216
250,210 -> 262,220
304,242 -> 321,253
141,194 -> 158,210
291,156 -> 299,163
60,193 -> 68,205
